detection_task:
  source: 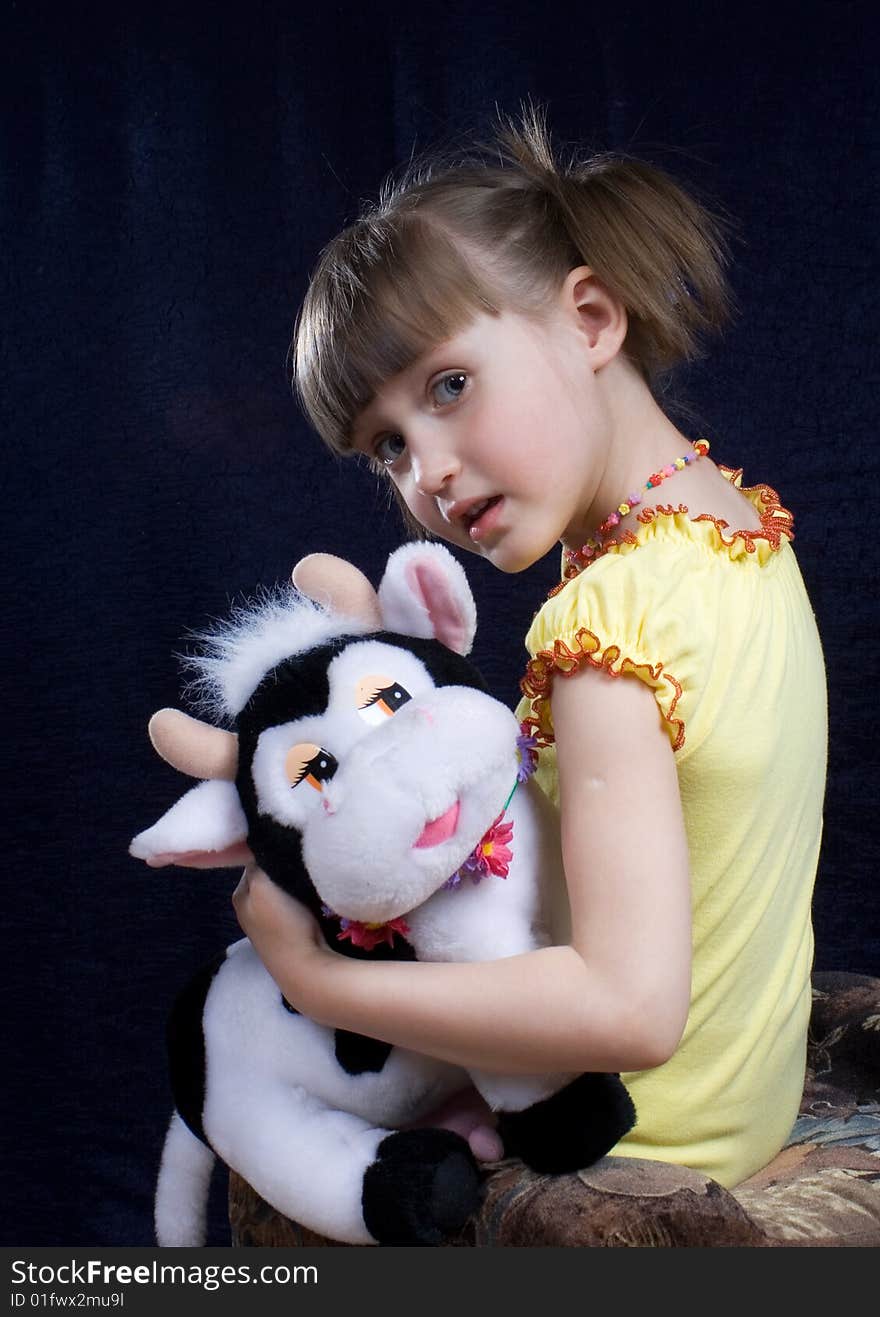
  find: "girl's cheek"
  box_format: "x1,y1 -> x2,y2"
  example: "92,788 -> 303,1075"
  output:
406,491 -> 447,539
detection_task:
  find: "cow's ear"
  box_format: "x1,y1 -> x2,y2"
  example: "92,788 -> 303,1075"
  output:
130,780 -> 252,868
377,544 -> 477,655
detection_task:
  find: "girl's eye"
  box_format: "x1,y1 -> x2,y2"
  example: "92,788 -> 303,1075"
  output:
356,675 -> 412,725
431,372 -> 468,405
374,433 -> 407,467
284,743 -> 339,792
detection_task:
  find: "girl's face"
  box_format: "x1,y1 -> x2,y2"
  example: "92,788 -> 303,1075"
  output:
351,305 -> 612,574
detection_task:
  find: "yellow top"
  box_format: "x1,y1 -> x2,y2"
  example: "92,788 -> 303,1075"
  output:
516,467 -> 827,1187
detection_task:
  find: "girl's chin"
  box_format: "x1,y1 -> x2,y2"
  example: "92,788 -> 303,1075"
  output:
480,539 -> 549,575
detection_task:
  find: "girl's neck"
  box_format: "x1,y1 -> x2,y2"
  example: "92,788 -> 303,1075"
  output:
562,359 -> 698,552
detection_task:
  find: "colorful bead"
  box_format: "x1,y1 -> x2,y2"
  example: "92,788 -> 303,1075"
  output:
563,441 -> 709,579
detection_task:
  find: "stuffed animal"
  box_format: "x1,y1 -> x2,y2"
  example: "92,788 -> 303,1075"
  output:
130,543 -> 636,1246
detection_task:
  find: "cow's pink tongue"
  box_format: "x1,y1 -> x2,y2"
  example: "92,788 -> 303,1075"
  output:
413,801 -> 460,849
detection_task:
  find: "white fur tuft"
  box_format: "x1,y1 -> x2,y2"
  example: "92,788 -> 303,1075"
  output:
154,1111 -> 215,1247
182,586 -> 371,720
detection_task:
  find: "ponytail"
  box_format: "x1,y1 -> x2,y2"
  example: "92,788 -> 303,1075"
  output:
489,103 -> 734,378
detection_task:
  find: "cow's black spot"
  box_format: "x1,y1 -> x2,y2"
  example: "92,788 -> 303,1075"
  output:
167,951 -> 227,1143
334,1029 -> 393,1075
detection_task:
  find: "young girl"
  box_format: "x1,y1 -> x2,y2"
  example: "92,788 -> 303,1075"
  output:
232,106 -> 827,1191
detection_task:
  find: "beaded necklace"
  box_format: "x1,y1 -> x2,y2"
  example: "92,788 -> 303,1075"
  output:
563,438 -> 710,579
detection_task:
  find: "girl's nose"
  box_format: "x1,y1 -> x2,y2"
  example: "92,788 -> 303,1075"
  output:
412,443 -> 460,497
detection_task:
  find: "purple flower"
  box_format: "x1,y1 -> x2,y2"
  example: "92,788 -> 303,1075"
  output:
516,731 -> 539,782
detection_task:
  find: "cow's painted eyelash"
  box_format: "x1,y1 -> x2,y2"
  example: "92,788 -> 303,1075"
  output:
285,743 -> 338,792
362,683 -> 411,712
356,675 -> 412,723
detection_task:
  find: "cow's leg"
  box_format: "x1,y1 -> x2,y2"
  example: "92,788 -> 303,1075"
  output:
496,1073 -> 637,1174
361,1127 -> 481,1245
206,1082 -> 480,1245
469,1070 -> 637,1174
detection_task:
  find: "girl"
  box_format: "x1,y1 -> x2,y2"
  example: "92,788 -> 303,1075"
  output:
233,106 -> 827,1190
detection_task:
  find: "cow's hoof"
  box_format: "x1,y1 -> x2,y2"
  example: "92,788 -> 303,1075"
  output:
497,1072 -> 637,1174
362,1128 -> 482,1245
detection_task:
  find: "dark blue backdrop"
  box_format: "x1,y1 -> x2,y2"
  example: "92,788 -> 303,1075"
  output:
3,0 -> 878,1246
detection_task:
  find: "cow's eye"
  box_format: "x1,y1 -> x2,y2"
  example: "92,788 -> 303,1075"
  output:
284,742 -> 338,792
355,674 -> 412,725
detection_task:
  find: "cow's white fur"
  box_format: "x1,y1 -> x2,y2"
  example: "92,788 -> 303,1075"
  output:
184,587 -> 370,721
153,1111 -> 215,1248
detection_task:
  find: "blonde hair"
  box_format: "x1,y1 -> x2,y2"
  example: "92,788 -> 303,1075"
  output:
292,102 -> 734,469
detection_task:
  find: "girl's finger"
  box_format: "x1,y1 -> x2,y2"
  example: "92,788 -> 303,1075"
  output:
467,1125 -> 505,1162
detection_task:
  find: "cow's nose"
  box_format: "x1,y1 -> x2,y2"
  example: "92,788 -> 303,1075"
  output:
320,781 -> 342,814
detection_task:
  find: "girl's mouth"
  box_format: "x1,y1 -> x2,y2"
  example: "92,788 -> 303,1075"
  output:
467,496 -> 503,541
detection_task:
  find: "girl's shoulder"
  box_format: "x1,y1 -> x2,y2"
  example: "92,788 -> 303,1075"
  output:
551,464 -> 793,596
525,464 -> 796,660
521,467 -> 802,762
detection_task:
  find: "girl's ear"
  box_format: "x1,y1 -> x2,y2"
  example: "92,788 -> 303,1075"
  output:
377,544 -> 477,655
561,265 -> 628,369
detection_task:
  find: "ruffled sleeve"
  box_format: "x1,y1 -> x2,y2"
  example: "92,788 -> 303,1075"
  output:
521,539 -> 699,754
519,475 -> 796,762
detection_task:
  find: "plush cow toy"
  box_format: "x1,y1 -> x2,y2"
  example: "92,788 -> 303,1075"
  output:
130,544 -> 635,1246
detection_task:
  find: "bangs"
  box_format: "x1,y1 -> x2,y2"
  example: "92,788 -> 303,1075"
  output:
293,106 -> 734,464
292,210 -> 502,456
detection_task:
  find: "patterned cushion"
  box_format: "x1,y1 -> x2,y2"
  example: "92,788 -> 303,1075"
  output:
228,971 -> 880,1247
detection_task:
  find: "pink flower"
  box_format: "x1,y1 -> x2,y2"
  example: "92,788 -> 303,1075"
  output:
473,814 -> 514,878
336,916 -> 410,951
445,813 -> 517,888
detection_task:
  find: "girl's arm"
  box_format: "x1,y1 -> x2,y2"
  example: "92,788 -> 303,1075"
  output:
233,665 -> 692,1075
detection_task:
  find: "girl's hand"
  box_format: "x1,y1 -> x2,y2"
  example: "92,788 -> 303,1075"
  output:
232,865 -> 330,1013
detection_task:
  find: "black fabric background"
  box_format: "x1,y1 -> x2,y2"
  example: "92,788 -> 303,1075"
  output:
3,0 -> 878,1246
